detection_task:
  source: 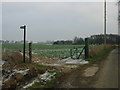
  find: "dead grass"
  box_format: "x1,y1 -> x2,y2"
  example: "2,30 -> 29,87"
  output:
89,44 -> 113,58
2,51 -> 58,88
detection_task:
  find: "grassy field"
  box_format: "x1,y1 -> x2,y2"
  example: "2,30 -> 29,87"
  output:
2,43 -> 83,50
0,44 -> 2,54
2,43 -> 84,59
2,43 -> 114,59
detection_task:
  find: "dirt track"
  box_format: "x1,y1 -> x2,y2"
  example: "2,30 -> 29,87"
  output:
55,48 -> 119,88
93,48 -> 118,88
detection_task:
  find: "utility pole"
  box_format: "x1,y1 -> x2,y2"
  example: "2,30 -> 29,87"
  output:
118,1 -> 120,35
104,0 -> 107,48
20,25 -> 26,63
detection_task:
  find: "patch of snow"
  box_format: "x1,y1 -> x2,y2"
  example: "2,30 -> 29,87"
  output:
3,69 -> 29,83
45,64 -> 62,66
65,60 -> 88,64
32,52 -> 37,54
60,57 -> 88,64
39,71 -> 56,82
23,71 -> 57,88
0,60 -> 5,65
23,79 -> 39,88
59,57 -> 72,62
3,71 -> 16,82
13,69 -> 29,75
79,60 -> 89,64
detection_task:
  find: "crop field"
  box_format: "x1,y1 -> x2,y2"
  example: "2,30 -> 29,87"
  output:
2,43 -> 84,59
33,49 -> 72,59
0,44 -> 1,54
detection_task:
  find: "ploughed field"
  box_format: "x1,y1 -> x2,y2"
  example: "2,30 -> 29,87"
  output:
2,43 -> 84,59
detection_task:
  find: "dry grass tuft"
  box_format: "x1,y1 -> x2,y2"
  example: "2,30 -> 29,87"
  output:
89,44 -> 112,58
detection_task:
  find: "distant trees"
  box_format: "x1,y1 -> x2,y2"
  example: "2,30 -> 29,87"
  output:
53,40 -> 73,45
53,36 -> 84,45
73,36 -> 84,45
53,34 -> 120,45
89,34 -> 120,45
53,37 -> 84,45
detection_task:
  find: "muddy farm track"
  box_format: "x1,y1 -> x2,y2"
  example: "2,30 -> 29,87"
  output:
55,48 -> 119,88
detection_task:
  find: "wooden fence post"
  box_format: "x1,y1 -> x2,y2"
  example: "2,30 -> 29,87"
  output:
29,42 -> 32,63
70,49 -> 72,58
85,38 -> 89,59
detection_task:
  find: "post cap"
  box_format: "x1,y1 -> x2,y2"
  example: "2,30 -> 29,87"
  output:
20,25 -> 26,29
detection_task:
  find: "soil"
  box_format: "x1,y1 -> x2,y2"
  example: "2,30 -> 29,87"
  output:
54,48 -> 118,88
54,62 -> 97,88
93,48 -> 118,88
2,51 -> 83,88
2,48 -> 118,88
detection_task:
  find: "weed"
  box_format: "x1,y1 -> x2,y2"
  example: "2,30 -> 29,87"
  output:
33,64 -> 49,69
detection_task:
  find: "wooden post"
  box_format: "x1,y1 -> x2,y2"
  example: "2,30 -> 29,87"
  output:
85,38 -> 89,59
29,42 -> 32,63
75,48 -> 78,58
104,0 -> 107,49
70,49 -> 72,58
20,25 -> 26,63
24,26 -> 26,63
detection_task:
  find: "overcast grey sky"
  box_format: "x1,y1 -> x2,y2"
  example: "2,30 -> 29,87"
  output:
2,2 -> 118,42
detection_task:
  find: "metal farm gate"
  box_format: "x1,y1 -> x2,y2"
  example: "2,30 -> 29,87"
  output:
70,38 -> 89,59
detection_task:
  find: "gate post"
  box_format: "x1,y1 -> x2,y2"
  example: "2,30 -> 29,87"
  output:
29,42 -> 32,63
85,38 -> 89,59
70,49 -> 72,58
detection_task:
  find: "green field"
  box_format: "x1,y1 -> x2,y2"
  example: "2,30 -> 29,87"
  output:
33,49 -> 71,59
2,43 -> 83,50
0,44 -> 2,54
2,43 -> 84,59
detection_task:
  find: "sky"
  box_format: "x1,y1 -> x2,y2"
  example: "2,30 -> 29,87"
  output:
0,3 -> 2,40
1,1 -> 118,42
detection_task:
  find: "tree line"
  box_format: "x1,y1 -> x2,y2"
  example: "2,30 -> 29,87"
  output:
53,34 -> 120,45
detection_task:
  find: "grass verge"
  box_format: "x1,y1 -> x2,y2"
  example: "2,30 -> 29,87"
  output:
87,47 -> 115,61
32,64 -> 49,69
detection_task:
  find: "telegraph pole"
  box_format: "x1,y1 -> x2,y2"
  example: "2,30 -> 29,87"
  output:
20,25 -> 26,63
104,0 -> 107,48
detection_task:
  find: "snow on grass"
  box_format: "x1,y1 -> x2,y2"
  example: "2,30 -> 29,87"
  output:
23,79 -> 39,88
23,71 -> 57,88
39,71 -> 56,81
13,69 -> 29,75
60,57 -> 89,64
4,69 -> 29,83
65,60 -> 88,64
